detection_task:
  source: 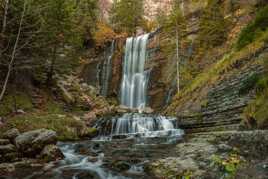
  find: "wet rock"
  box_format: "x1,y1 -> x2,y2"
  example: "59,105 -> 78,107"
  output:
0,139 -> 10,145
112,134 -> 128,140
217,143 -> 233,152
3,128 -> 20,142
79,128 -> 98,138
112,161 -> 131,172
40,145 -> 64,162
0,163 -> 15,175
142,107 -> 154,114
1,152 -> 20,162
15,129 -> 57,157
0,144 -> 16,154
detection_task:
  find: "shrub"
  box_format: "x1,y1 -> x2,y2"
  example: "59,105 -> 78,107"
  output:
238,73 -> 260,95
236,6 -> 268,50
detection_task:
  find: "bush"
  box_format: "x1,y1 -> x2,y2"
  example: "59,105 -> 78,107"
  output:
236,6 -> 268,50
238,73 -> 260,95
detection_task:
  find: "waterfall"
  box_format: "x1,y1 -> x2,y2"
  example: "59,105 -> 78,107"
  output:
120,34 -> 150,109
108,113 -> 184,139
100,40 -> 115,97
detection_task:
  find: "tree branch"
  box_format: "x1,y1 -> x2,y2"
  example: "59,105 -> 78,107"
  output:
0,0 -> 27,102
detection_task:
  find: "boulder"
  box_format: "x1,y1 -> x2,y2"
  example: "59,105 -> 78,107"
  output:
3,128 -> 20,142
0,144 -> 19,162
0,139 -> 10,145
15,129 -> 57,157
0,144 -> 16,154
0,163 -> 15,175
40,145 -> 64,162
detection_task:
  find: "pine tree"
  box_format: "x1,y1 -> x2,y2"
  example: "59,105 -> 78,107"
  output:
110,0 -> 144,35
160,0 -> 187,92
198,0 -> 226,48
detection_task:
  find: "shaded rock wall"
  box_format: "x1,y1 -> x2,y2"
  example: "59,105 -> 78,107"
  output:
80,38 -> 124,98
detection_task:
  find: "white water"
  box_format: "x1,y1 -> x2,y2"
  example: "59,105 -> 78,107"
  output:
54,143 -> 128,179
100,40 -> 115,96
120,34 -> 150,109
103,113 -> 184,143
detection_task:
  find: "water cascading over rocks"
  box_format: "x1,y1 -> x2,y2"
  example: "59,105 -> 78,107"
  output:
93,34 -> 184,143
99,40 -> 115,97
120,34 -> 150,109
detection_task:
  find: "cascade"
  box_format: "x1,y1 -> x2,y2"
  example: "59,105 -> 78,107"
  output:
120,34 -> 150,109
110,113 -> 184,140
94,33 -> 184,143
99,40 -> 115,97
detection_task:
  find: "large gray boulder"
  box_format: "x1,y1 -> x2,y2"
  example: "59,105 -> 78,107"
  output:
15,129 -> 57,157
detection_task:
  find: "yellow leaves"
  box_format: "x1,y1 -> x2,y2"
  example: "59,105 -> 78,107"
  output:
94,21 -> 116,48
211,153 -> 244,176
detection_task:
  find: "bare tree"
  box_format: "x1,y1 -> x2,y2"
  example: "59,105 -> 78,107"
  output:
1,0 -> 9,34
0,0 -> 27,102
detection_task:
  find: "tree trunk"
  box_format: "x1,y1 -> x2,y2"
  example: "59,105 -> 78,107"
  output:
1,0 -> 9,34
175,22 -> 180,93
0,0 -> 27,102
46,44 -> 57,86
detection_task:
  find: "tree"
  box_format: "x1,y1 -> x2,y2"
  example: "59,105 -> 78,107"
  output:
110,0 -> 144,35
0,0 -> 99,100
0,0 -> 27,102
197,0 -> 226,48
160,0 -> 186,92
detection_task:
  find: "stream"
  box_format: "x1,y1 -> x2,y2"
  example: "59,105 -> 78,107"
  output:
5,113 -> 184,179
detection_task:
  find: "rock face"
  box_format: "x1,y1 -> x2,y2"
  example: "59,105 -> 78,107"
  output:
175,48 -> 268,133
15,129 -> 57,156
146,130 -> 268,179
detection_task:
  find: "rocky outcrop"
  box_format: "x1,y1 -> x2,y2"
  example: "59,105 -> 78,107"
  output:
176,48 -> 268,133
0,128 -> 63,164
15,129 -> 57,156
146,130 -> 268,179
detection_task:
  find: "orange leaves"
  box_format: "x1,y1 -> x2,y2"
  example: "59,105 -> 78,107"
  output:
94,21 -> 116,48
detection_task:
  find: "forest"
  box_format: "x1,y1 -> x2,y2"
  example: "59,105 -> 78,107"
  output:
0,0 -> 268,178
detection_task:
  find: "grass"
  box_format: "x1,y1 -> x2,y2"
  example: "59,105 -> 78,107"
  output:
236,5 -> 268,50
242,88 -> 268,129
0,112 -> 94,141
242,59 -> 268,129
165,29 -> 268,115
0,90 -> 95,141
0,91 -> 33,116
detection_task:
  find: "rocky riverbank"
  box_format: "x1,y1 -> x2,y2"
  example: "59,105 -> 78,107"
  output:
145,130 -> 268,179
0,128 -> 63,175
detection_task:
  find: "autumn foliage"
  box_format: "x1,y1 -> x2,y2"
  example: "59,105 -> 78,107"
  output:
94,22 -> 116,48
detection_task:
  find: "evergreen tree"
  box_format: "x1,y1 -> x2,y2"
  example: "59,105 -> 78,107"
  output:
110,0 -> 144,35
0,0 -> 99,91
160,0 -> 187,92
198,0 -> 226,48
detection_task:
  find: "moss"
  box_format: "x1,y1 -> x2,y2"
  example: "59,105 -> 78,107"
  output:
0,112 -> 87,141
0,92 -> 33,116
